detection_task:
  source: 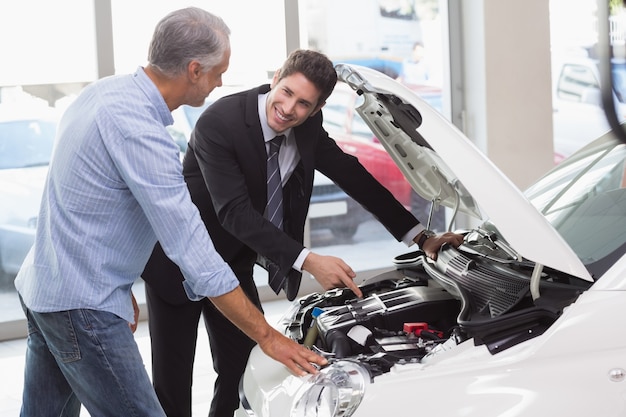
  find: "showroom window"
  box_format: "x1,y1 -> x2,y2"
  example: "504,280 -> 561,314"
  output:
0,0 -> 453,335
299,0 -> 451,275
3,0 -> 616,338
550,0 -> 626,163
0,0 -> 288,334
0,0 -> 101,330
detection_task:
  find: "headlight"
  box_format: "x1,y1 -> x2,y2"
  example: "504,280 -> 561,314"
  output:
291,360 -> 369,417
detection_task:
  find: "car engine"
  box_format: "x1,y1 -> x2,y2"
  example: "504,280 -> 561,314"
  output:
283,229 -> 589,379
284,266 -> 462,377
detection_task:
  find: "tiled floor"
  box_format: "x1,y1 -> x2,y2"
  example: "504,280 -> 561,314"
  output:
0,298 -> 292,416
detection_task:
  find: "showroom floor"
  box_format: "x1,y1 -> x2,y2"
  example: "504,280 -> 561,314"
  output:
0,298 -> 292,416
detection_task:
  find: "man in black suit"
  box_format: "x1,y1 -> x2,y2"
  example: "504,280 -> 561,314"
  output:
142,49 -> 463,417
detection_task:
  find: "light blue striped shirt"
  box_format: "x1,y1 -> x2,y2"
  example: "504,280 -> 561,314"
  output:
15,67 -> 238,323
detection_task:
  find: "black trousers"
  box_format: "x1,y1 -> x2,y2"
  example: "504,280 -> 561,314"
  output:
145,264 -> 262,417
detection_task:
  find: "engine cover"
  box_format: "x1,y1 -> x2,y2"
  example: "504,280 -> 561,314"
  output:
311,282 -> 460,358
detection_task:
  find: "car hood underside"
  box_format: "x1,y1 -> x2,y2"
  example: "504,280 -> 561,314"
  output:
335,63 -> 592,282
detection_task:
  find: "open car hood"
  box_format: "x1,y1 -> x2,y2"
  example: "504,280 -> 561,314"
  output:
335,64 -> 593,282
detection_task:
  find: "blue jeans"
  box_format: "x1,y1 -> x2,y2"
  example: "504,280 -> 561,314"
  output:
20,298 -> 166,417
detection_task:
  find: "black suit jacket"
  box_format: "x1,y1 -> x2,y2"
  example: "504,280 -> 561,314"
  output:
142,84 -> 419,302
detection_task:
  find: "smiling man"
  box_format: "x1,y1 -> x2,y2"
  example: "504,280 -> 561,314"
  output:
14,10 -> 330,417
142,49 -> 463,417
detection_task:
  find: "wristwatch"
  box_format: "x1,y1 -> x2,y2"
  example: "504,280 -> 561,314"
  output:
417,229 -> 435,249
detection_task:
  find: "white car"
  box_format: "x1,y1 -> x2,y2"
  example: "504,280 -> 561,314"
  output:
236,64 -> 626,416
0,108 -> 57,287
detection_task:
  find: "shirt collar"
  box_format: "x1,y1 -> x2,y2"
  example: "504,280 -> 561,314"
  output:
133,66 -> 174,127
258,92 -> 292,143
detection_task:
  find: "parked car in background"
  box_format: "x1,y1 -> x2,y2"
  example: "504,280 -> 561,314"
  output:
552,52 -> 626,162
0,99 -> 206,289
236,64 -> 626,417
323,82 -> 446,231
0,107 -> 57,287
307,171 -> 370,239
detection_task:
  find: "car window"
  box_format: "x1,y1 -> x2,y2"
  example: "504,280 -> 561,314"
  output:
556,61 -> 626,105
525,137 -> 626,277
0,120 -> 56,169
556,64 -> 599,102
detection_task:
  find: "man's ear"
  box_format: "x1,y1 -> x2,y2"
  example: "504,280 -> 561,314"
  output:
270,69 -> 280,88
188,60 -> 203,82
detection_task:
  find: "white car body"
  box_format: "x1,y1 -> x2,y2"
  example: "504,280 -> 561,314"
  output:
236,64 -> 626,416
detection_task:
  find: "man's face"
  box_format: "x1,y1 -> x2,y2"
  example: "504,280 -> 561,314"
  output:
188,47 -> 231,107
266,72 -> 324,133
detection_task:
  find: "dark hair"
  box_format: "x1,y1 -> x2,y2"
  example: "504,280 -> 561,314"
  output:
276,49 -> 337,106
147,7 -> 230,77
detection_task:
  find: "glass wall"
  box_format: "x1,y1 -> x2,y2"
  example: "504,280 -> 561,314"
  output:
5,0 -> 609,338
0,0 -> 453,335
110,0 -> 286,83
550,0 -> 626,163
0,0 -> 289,333
0,1 -> 96,327
299,0 -> 451,277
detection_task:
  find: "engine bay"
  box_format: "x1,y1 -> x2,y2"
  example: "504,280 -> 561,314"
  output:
284,273 -> 460,377
283,235 -> 590,378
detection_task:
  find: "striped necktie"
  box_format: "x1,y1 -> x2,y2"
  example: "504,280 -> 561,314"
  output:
265,135 -> 285,228
265,135 -> 286,290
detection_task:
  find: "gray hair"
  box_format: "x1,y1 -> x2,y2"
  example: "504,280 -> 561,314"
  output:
147,7 -> 230,77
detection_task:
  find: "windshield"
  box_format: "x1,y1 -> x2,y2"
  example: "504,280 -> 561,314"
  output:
524,135 -> 626,279
0,119 -> 56,169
